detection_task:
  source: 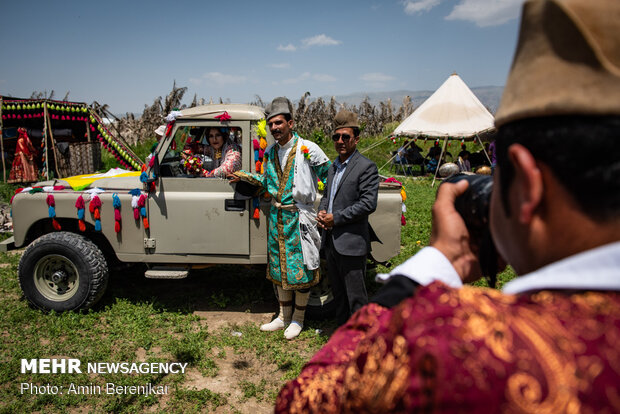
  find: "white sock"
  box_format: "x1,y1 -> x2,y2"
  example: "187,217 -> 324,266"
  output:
284,291 -> 310,339
260,317 -> 286,332
284,321 -> 303,339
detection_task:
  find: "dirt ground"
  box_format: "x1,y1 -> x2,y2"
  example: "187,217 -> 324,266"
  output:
179,311 -> 278,414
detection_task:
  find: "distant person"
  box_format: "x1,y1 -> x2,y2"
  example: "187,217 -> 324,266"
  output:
456,150 -> 471,172
9,128 -> 37,182
317,111 -> 379,325
425,152 -> 440,174
489,140 -> 497,170
145,125 -> 166,166
276,0 -> 620,411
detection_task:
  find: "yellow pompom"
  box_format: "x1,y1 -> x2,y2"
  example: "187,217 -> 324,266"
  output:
259,137 -> 267,150
317,181 -> 324,191
400,188 -> 407,202
255,119 -> 267,138
260,162 -> 265,174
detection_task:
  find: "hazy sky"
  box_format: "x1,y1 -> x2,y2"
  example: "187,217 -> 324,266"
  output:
0,0 -> 523,114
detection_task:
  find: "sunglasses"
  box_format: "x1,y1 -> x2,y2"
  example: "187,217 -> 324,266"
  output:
332,133 -> 352,142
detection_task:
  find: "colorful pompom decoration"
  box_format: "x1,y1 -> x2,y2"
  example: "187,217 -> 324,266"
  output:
89,195 -> 102,231
112,193 -> 121,233
252,197 -> 260,220
255,119 -> 267,139
75,195 -> 86,232
137,194 -> 149,229
10,187 -> 24,205
129,189 -> 141,221
47,194 -> 61,230
385,177 -> 407,226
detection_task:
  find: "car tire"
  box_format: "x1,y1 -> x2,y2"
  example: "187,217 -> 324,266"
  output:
18,232 -> 109,312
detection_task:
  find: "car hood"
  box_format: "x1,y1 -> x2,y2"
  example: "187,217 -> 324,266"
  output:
36,171 -> 143,191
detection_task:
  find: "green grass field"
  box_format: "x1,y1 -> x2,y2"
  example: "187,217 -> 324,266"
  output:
0,132 -> 515,413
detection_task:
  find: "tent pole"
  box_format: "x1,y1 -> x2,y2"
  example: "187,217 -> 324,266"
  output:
43,103 -> 50,180
0,97 -> 5,182
431,137 -> 449,187
86,110 -> 91,142
44,104 -> 61,179
476,134 -> 492,165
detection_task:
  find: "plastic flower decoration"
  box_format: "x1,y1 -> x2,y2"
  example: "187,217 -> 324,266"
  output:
183,155 -> 205,176
301,145 -> 310,159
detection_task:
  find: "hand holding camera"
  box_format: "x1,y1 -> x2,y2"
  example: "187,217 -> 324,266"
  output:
433,174 -> 503,286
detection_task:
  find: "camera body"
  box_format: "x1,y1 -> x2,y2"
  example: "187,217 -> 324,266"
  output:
442,174 -> 499,284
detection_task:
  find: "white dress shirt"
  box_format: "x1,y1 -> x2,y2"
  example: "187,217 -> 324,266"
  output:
377,241 -> 620,294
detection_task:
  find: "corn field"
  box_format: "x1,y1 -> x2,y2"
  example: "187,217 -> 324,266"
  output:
93,83 -> 416,145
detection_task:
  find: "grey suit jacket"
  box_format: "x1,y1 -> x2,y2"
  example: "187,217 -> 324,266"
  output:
319,150 -> 379,256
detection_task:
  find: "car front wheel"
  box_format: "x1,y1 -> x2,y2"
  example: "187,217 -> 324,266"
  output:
18,232 -> 109,311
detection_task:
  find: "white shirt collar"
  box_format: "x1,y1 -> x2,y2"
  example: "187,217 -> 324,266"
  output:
502,241 -> 620,294
278,135 -> 295,151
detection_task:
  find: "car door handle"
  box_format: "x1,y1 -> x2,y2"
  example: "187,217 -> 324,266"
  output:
225,199 -> 246,211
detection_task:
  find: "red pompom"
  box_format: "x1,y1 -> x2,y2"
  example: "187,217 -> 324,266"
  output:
94,209 -> 100,220
253,208 -> 260,220
114,221 -> 121,233
78,220 -> 86,232
75,195 -> 85,209
137,194 -> 147,207
52,218 -> 62,231
142,217 -> 149,229
89,195 -> 101,209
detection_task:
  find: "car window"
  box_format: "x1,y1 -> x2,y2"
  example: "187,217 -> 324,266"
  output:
160,124 -> 243,178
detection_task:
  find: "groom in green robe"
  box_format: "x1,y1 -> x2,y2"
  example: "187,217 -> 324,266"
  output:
231,97 -> 330,339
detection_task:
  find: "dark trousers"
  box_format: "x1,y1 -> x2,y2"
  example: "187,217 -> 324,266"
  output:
325,237 -> 368,326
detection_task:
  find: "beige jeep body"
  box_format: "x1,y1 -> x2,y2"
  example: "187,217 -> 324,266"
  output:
8,104 -> 402,313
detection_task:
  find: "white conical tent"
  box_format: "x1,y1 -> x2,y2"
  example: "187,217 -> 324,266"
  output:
393,73 -> 495,138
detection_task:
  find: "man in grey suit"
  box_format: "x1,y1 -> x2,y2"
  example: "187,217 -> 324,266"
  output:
317,110 -> 379,325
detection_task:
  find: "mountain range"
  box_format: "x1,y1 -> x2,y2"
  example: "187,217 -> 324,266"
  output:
319,85 -> 504,114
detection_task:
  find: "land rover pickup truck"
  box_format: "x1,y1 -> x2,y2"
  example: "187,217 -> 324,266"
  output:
5,104 -> 402,315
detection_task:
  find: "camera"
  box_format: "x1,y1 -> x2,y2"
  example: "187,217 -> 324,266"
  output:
442,174 -> 499,285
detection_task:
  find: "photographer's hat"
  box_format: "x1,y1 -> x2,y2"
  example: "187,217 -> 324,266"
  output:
333,110 -> 359,132
264,97 -> 294,121
495,0 -> 620,127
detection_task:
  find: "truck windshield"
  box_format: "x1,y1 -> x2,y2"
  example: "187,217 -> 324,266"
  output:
160,125 -> 242,178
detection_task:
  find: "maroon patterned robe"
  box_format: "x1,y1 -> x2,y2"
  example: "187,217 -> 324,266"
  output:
276,281 -> 620,413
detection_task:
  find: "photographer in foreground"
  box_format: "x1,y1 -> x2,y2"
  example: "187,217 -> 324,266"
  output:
276,0 -> 620,411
